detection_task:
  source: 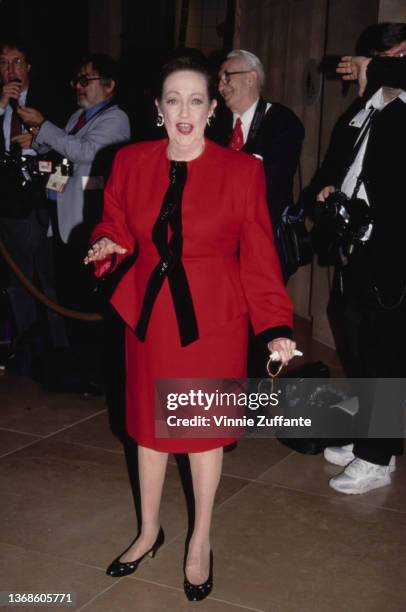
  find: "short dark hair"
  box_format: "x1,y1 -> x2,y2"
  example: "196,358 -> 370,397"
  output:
156,54 -> 217,101
0,39 -> 31,63
77,52 -> 118,84
356,22 -> 406,56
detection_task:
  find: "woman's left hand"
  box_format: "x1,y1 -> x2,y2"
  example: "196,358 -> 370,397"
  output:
267,337 -> 297,366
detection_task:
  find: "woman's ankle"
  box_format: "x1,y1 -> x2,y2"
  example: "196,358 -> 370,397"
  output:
187,536 -> 210,557
140,522 -> 160,539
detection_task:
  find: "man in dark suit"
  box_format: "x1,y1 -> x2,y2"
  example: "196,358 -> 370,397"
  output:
0,39 -> 68,372
209,49 -> 304,281
312,23 -> 406,494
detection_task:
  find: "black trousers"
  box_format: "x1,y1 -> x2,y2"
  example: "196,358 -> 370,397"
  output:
0,209 -> 68,349
328,272 -> 405,465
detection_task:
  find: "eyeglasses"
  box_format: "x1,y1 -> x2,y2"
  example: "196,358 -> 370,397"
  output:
219,70 -> 252,84
70,76 -> 102,88
0,58 -> 26,69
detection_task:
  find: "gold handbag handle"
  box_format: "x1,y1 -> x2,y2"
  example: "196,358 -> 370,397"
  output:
266,355 -> 283,378
266,355 -> 284,393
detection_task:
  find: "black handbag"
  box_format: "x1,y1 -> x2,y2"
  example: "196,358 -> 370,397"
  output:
276,161 -> 313,276
276,204 -> 313,276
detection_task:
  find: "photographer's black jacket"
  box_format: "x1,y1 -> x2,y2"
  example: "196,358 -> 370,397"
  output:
309,91 -> 406,291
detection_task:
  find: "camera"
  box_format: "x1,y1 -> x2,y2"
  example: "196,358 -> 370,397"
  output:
0,151 -> 52,217
313,190 -> 373,265
319,55 -> 342,79
2,149 -> 45,183
322,190 -> 372,243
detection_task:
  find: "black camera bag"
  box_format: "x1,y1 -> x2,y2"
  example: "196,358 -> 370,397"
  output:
276,204 -> 313,275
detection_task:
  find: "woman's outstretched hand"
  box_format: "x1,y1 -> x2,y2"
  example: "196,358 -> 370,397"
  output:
84,237 -> 127,265
267,337 -> 297,367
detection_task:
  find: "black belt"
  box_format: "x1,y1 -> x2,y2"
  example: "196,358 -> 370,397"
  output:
135,161 -> 199,346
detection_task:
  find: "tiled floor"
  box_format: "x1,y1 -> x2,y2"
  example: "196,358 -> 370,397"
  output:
1,319 -> 405,611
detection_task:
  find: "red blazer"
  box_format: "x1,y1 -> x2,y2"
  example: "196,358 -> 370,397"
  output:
92,138 -> 293,342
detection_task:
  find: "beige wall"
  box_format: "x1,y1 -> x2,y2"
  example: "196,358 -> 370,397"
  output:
378,0 -> 406,22
175,0 -> 227,54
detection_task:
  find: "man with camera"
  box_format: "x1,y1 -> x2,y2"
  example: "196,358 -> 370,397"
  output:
0,39 -> 69,371
17,54 -> 130,332
313,23 -> 406,494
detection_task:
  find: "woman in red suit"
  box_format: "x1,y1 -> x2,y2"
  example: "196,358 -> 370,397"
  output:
85,56 -> 295,601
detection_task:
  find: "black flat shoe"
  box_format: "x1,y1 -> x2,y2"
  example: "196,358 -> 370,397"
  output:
106,527 -> 165,577
183,550 -> 213,602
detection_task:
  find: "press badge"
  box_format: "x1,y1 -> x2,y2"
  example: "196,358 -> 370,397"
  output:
46,158 -> 71,193
46,166 -> 69,192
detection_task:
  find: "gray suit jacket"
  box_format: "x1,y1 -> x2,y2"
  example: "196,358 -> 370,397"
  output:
34,102 -> 130,243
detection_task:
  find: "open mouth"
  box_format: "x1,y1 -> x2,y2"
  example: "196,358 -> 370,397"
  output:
176,123 -> 193,135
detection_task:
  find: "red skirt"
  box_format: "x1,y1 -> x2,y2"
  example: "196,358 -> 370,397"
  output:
125,282 -> 248,453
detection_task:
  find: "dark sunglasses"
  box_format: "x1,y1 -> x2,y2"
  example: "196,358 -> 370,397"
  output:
70,76 -> 102,88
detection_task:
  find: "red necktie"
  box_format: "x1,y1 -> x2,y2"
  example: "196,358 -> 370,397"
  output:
229,117 -> 244,151
69,112 -> 87,135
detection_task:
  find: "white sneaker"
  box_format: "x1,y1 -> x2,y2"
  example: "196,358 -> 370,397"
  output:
324,443 -> 356,466
324,444 -> 396,472
329,458 -> 392,494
